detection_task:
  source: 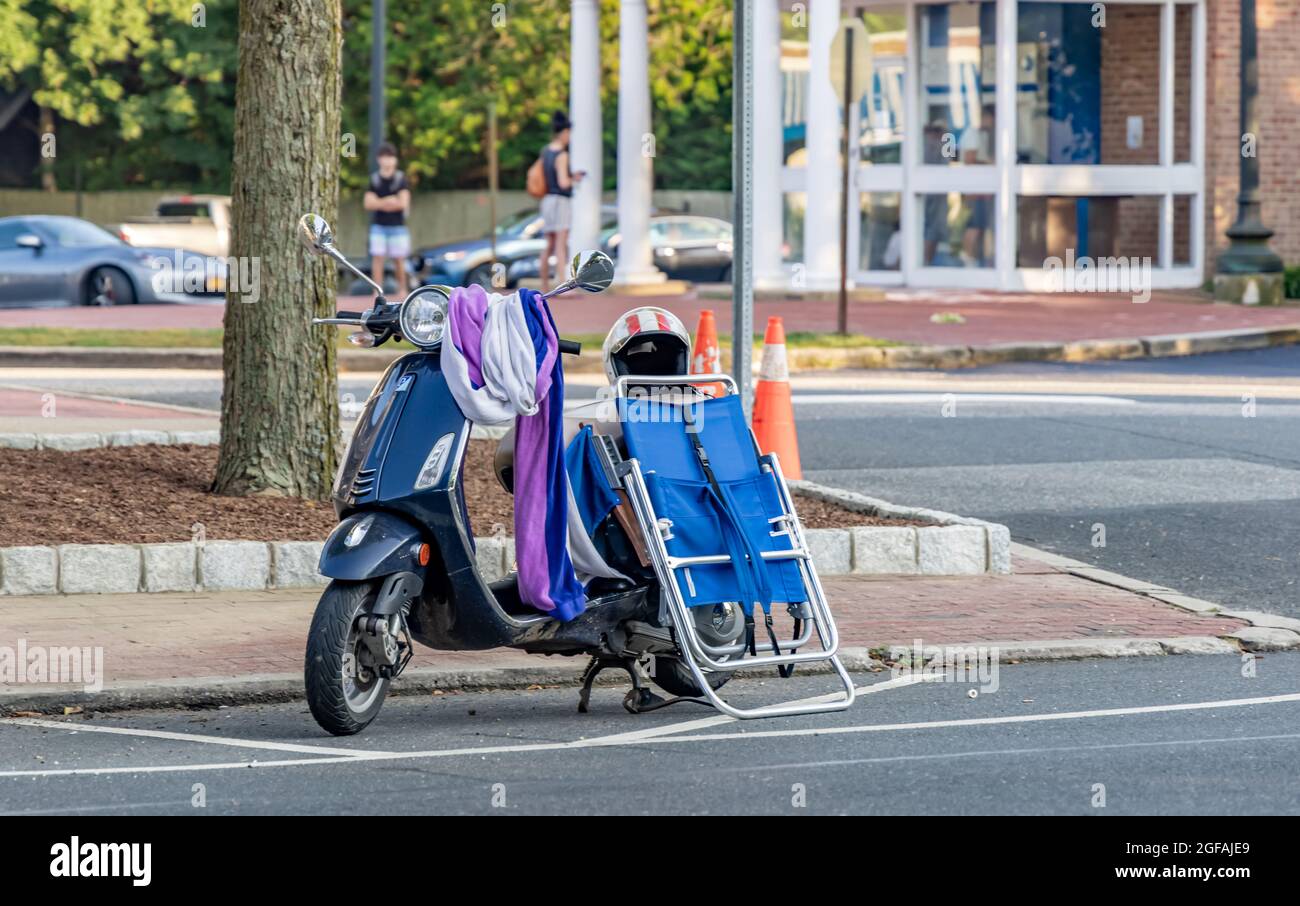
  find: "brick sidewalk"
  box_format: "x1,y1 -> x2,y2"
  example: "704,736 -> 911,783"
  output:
3,290 -> 1297,347
0,557 -> 1247,697
0,387 -> 218,438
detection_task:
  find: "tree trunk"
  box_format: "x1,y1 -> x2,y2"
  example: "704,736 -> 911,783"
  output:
214,0 -> 342,499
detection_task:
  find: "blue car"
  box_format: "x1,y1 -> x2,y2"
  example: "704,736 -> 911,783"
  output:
413,204 -> 618,289
0,215 -> 224,308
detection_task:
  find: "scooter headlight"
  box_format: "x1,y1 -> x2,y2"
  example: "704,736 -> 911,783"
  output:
399,287 -> 449,349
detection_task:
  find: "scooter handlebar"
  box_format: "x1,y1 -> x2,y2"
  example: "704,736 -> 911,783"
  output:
558,339 -> 582,356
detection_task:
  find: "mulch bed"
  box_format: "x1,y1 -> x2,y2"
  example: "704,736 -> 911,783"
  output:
0,441 -> 917,547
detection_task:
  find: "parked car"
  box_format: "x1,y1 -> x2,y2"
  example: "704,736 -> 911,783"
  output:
116,194 -> 233,259
602,214 -> 733,283
337,255 -> 420,297
412,204 -> 619,289
0,215 -> 223,307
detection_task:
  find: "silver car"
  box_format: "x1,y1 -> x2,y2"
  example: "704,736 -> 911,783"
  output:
0,215 -> 225,308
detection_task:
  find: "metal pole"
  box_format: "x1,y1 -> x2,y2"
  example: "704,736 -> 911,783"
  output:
732,0 -> 755,415
369,0 -> 387,168
837,25 -> 853,336
488,103 -> 498,270
1217,0 -> 1281,275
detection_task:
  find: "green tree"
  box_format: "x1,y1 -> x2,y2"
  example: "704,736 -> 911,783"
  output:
339,0 -> 572,192
0,0 -> 734,193
0,0 -> 236,190
641,0 -> 733,191
339,0 -> 732,193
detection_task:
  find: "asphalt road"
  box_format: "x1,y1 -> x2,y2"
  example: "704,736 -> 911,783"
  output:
2,653 -> 1297,815
794,346 -> 1300,618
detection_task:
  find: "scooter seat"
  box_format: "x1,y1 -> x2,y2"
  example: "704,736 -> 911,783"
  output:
494,398 -> 623,494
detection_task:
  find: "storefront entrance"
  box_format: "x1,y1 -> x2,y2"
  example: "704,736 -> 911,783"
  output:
776,0 -> 1206,291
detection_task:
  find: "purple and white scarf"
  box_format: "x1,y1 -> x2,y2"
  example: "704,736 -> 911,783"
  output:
443,285 -> 586,621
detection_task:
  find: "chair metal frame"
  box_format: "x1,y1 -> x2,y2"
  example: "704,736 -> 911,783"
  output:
613,373 -> 856,719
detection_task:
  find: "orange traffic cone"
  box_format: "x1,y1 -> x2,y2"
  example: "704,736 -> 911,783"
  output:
752,316 -> 802,479
690,309 -> 725,397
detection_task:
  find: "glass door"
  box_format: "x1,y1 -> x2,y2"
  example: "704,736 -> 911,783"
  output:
850,5 -> 908,285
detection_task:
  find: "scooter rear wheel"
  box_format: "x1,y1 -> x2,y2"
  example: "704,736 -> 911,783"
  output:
651,602 -> 743,698
305,580 -> 390,735
651,656 -> 731,698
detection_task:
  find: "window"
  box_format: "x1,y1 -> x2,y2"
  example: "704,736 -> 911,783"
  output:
1173,3 -> 1194,163
675,219 -> 727,243
0,221 -> 32,249
922,192 -> 995,267
1172,194 -> 1194,265
860,193 -> 902,271
859,9 -> 908,165
781,11 -> 810,168
37,218 -> 120,248
919,2 -> 998,166
157,202 -> 212,219
1018,195 -> 1161,266
1017,2 -> 1161,165
782,192 -> 806,264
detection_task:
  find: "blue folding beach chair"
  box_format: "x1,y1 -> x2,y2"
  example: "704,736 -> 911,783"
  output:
616,373 -> 855,719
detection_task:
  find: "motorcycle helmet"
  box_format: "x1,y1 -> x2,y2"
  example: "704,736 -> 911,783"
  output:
602,307 -> 691,385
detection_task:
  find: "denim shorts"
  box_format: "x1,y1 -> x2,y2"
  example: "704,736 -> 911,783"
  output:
369,224 -> 411,258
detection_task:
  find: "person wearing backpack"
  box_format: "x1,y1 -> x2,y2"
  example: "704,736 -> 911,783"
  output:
529,111 -> 585,293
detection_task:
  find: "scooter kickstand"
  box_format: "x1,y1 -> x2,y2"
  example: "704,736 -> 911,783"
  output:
578,655 -> 712,714
577,656 -> 606,713
577,655 -> 638,713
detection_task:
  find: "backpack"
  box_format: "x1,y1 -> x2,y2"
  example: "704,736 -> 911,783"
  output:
526,155 -> 547,199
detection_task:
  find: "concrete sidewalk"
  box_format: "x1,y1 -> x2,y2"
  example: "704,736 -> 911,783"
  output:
0,553 -> 1258,713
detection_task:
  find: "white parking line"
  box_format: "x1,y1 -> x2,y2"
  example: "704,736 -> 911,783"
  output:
705,731 -> 1300,774
2,717 -> 395,758
626,691 -> 1300,747
587,673 -> 940,745
0,670 -> 935,769
2,690 -> 1296,780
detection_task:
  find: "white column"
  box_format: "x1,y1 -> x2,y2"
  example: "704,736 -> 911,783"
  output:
994,0 -> 1016,287
569,0 -> 602,255
614,0 -> 664,285
802,0 -> 841,290
753,0 -> 786,289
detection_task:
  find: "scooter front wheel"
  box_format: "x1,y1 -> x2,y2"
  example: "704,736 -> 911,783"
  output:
305,580 -> 390,735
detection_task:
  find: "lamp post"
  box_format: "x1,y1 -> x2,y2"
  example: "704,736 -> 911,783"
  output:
369,0 -> 386,168
1214,0 -> 1284,305
732,0 -> 754,414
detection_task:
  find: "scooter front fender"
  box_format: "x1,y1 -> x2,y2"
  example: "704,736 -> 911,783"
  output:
319,511 -> 425,581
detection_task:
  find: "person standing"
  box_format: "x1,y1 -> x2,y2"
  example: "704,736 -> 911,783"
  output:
538,112 -> 585,293
364,141 -> 411,296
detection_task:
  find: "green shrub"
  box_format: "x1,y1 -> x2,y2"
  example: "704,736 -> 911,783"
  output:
1284,266 -> 1300,299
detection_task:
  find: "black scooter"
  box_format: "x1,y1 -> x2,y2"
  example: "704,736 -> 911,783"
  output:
297,214 -> 745,735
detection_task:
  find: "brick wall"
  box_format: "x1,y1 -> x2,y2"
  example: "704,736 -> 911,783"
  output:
1102,6 -> 1163,258
1206,0 -> 1300,270
1101,6 -> 1163,166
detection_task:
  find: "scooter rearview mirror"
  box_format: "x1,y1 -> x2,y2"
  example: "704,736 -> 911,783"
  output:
569,249 -> 615,292
298,213 -> 336,255
539,249 -> 614,300
298,213 -> 386,299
